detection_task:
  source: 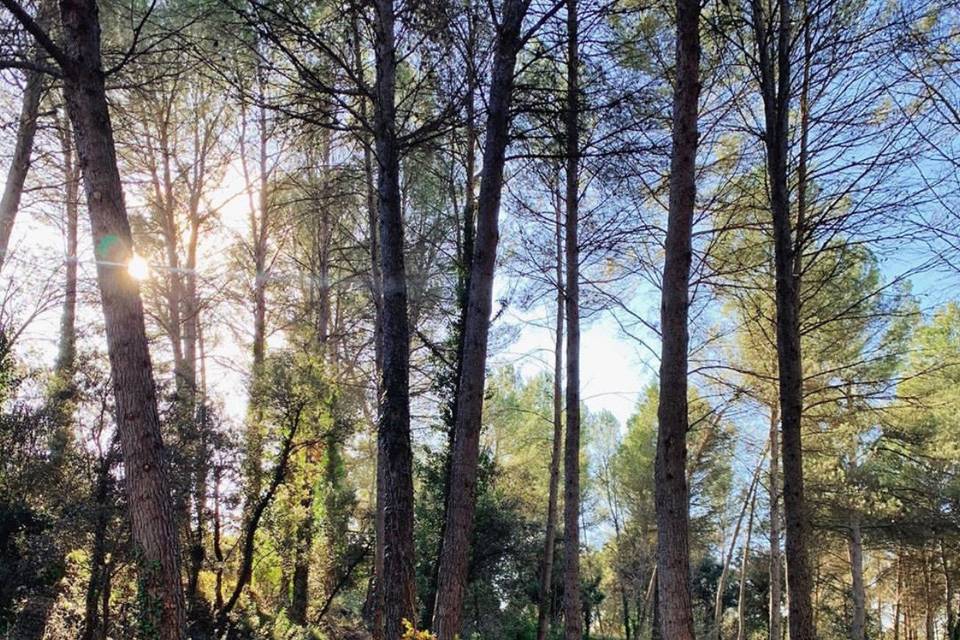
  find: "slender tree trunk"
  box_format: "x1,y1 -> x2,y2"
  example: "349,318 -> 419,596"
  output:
239,66 -> 271,520
849,513 -> 866,640
714,458 -> 764,640
563,0 -> 582,638
895,553 -> 902,640
737,491 -> 757,640
654,1 -> 700,639
81,451 -> 114,640
769,403 -> 783,640
371,1 -> 417,637
0,57 -> 43,271
432,3 -> 530,637
536,194 -> 565,640
751,0 -> 816,637
942,540 -> 956,640
54,0 -> 187,635
55,109 -> 80,379
924,550 -> 935,640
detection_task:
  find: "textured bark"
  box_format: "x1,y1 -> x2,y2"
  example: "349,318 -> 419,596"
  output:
536,196 -> 565,640
848,514 -> 865,640
432,4 -> 530,638
371,1 -> 417,637
423,33 -> 478,626
50,0 -> 187,635
562,1 -> 582,638
769,403 -> 782,640
654,1 -> 700,639
750,0 -> 816,637
0,57 -> 43,271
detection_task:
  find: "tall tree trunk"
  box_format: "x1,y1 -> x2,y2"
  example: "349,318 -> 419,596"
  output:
371,1 -> 417,637
239,64 -> 271,520
769,403 -> 782,640
562,0 -> 582,638
849,513 -> 866,640
536,194 -> 565,640
351,17 -> 385,637
423,22 -> 478,623
0,56 -> 43,271
654,0 -> 700,639
432,2 -> 530,637
750,0 -> 816,636
50,0 -> 188,635
737,491 -> 757,640
55,108 -> 80,380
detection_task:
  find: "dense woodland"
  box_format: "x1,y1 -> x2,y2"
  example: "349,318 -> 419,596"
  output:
0,0 -> 959,638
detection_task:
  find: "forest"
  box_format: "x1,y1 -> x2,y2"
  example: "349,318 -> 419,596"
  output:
0,0 -> 958,638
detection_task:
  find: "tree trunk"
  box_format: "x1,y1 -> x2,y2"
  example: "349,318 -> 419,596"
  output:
239,65 -> 271,520
654,1 -> 700,639
714,457 -> 764,640
81,450 -> 114,640
432,3 -> 530,638
750,0 -> 817,637
849,513 -> 866,640
0,56 -> 43,271
895,553 -> 902,640
769,403 -> 782,640
55,0 -> 187,635
371,1 -> 417,637
924,550 -> 935,640
55,108 -> 80,379
536,195 -> 565,640
737,491 -> 757,640
942,540 -> 957,640
562,0 -> 582,638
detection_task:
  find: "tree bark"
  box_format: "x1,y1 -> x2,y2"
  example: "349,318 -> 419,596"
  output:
848,513 -> 866,640
562,0 -> 582,638
432,2 -> 530,638
536,194 -> 565,640
50,0 -> 188,635
654,1 -> 700,639
0,53 -> 43,271
750,0 -> 817,637
371,1 -> 417,637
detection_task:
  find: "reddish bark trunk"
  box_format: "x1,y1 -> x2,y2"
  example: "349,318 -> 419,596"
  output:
654,1 -> 700,639
432,3 -> 531,637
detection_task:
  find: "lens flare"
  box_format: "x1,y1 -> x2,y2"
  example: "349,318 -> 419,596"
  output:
128,254 -> 150,280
